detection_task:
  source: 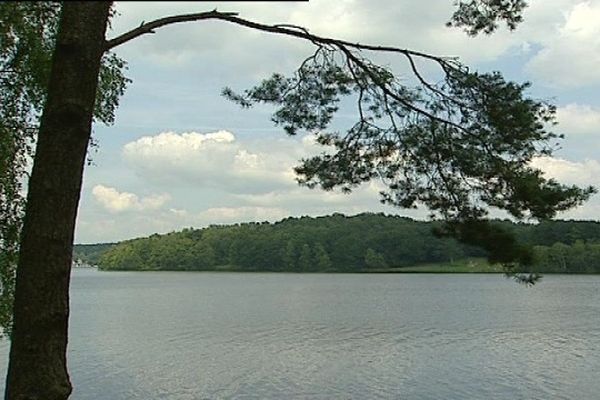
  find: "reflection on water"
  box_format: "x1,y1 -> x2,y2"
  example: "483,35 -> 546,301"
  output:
0,270 -> 598,399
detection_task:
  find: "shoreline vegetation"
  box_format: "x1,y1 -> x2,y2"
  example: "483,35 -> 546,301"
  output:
74,213 -> 600,274
74,260 -> 600,274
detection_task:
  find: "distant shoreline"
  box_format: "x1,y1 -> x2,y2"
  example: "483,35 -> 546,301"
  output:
75,215 -> 600,275
84,269 -> 600,275
85,261 -> 600,275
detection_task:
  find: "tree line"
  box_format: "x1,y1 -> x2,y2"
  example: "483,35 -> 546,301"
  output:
73,213 -> 600,273
532,242 -> 600,274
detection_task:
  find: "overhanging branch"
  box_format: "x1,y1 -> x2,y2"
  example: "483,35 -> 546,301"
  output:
104,10 -> 240,50
105,10 -> 454,69
105,9 -> 462,129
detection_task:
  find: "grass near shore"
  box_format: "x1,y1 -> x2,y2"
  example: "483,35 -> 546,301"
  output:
368,258 -> 504,273
96,258 -> 505,273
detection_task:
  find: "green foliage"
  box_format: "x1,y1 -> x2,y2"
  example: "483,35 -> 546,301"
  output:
81,214 -> 600,274
365,248 -> 387,269
397,258 -> 503,273
532,241 -> 600,274
0,2 -> 60,337
448,0 -> 528,35
73,243 -> 117,266
298,244 -> 313,272
281,240 -> 297,271
0,2 -> 129,336
435,219 -> 531,264
314,243 -> 332,270
95,214 -> 471,271
94,51 -> 131,125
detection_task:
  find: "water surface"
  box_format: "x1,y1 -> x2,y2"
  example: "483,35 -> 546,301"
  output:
1,270 -> 598,399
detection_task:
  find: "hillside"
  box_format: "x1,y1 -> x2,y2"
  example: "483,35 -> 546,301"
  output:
73,242 -> 116,266
73,213 -> 600,273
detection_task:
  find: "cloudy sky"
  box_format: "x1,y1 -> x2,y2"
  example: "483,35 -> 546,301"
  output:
76,0 -> 600,243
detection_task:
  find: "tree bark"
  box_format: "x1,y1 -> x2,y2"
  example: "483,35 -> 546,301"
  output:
5,3 -> 110,400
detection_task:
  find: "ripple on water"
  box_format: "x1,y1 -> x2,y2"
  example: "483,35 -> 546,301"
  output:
1,272 -> 599,399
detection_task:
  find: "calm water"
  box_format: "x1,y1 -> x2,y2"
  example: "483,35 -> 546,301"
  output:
0,270 -> 599,399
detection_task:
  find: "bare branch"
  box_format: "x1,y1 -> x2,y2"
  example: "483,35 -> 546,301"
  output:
104,10 -> 240,50
273,23 -> 310,35
105,11 -> 455,70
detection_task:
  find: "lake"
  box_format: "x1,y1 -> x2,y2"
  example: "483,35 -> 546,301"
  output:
0,269 -> 599,399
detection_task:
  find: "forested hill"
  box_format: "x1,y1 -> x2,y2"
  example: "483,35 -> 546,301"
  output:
73,242 -> 116,266
73,213 -> 600,273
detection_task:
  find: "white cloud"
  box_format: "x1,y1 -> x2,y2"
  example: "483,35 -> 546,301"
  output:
92,184 -> 170,213
563,1 -> 600,38
238,180 -> 381,207
198,206 -> 289,223
556,104 -> 600,135
169,208 -> 188,217
76,209 -> 186,243
526,1 -> 600,88
530,156 -> 600,186
122,130 -> 318,194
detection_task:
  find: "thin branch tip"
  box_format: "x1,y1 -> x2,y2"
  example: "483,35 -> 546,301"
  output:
273,24 -> 310,34
212,10 -> 239,17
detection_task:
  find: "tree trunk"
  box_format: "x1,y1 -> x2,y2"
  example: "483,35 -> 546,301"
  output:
5,3 -> 110,399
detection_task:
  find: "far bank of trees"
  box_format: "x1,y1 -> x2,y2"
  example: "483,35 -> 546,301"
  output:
532,242 -> 600,274
73,213 -> 600,273
94,213 -> 473,272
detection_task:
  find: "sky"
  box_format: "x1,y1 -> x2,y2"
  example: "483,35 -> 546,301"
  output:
75,0 -> 600,244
